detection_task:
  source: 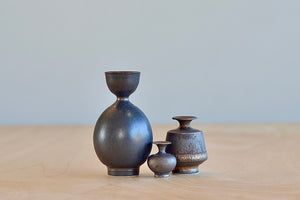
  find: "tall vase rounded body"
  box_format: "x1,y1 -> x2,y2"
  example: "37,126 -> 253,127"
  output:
93,71 -> 153,176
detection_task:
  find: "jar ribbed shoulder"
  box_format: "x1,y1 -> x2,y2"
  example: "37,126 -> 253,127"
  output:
166,128 -> 207,154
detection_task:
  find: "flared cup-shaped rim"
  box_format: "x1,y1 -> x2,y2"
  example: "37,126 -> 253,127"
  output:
105,71 -> 140,75
105,71 -> 140,98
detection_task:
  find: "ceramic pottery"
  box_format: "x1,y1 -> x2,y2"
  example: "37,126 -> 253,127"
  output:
166,116 -> 207,174
93,71 -> 153,176
147,141 -> 177,178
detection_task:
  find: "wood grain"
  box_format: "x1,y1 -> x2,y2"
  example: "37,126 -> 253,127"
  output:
0,123 -> 299,200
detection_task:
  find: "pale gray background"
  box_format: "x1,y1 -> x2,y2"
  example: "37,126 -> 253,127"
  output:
1,0 -> 299,125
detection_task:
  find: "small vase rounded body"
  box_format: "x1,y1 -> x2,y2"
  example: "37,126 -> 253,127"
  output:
93,71 -> 153,176
166,116 -> 207,174
147,141 -> 177,178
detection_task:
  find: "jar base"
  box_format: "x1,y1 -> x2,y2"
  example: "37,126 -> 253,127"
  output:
107,167 -> 139,176
172,166 -> 199,174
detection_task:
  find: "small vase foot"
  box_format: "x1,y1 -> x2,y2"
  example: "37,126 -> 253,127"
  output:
154,174 -> 170,178
107,167 -> 139,176
172,166 -> 199,174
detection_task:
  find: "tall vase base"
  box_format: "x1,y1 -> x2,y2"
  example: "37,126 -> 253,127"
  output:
172,166 -> 199,174
107,167 -> 139,176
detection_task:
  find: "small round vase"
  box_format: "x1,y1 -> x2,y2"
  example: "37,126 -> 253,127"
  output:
147,141 -> 177,178
93,71 -> 153,176
166,116 -> 207,174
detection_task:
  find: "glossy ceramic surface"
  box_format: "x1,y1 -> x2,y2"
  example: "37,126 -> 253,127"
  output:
147,141 -> 177,178
94,71 -> 153,176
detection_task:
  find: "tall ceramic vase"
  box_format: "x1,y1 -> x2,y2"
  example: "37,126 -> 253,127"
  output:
93,71 -> 153,176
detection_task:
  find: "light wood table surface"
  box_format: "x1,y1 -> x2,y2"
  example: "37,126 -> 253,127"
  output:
0,123 -> 299,200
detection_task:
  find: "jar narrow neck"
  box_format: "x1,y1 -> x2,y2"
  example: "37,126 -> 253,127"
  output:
173,116 -> 196,129
179,120 -> 192,129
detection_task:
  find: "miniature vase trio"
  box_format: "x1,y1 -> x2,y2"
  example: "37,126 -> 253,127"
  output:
93,71 -> 207,177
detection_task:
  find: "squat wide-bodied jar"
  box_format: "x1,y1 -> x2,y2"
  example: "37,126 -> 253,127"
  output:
166,116 -> 207,174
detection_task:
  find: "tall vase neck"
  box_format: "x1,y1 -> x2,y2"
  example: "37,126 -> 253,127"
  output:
117,97 -> 129,101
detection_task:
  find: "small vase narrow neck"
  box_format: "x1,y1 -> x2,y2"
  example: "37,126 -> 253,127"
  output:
153,141 -> 171,153
157,144 -> 167,153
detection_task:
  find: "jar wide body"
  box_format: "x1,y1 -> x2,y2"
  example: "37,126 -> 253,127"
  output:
166,128 -> 207,174
94,100 -> 152,176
